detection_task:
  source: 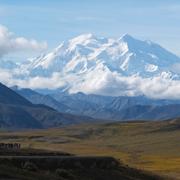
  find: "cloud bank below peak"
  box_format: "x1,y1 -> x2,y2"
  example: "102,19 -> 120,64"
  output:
2,68 -> 180,100
0,25 -> 47,57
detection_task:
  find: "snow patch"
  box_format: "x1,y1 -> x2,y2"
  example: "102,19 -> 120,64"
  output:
148,53 -> 158,59
145,64 -> 158,72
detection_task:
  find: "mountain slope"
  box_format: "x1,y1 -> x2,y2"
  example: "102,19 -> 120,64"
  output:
0,83 -> 93,129
12,86 -> 70,113
0,104 -> 42,129
0,83 -> 32,106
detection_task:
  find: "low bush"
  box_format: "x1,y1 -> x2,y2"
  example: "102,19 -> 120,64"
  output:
22,161 -> 38,172
55,169 -> 75,179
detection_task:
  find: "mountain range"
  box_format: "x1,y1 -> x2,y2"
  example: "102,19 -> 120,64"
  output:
12,86 -> 180,121
0,83 -> 93,129
6,83 -> 180,129
1,34 -> 180,127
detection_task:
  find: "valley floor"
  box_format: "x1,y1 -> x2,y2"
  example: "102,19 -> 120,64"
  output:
0,119 -> 179,179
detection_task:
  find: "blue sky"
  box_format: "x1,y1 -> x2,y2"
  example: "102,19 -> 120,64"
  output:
0,0 -> 180,59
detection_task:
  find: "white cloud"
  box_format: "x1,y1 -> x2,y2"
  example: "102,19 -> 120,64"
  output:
2,63 -> 180,100
0,25 -> 47,57
68,71 -> 180,100
1,72 -> 66,90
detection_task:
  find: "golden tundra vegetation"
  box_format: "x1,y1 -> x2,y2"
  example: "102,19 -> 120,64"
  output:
0,119 -> 180,179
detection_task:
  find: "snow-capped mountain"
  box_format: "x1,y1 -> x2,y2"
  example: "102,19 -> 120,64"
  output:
20,33 -> 180,77
2,33 -> 180,98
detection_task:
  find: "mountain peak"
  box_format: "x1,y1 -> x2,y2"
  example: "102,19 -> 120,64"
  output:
67,33 -> 99,49
70,33 -> 95,42
120,33 -> 135,41
78,33 -> 95,39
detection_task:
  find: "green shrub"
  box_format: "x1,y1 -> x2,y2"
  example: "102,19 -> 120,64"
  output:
22,161 -> 38,172
55,169 -> 75,179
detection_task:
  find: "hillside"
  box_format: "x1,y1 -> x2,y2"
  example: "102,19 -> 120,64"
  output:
0,83 -> 93,129
0,83 -> 32,106
0,153 -> 162,180
12,86 -> 71,113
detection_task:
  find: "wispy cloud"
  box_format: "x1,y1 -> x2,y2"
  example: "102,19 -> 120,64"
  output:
0,25 -> 47,57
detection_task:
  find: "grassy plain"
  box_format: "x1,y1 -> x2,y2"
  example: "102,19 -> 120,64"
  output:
0,119 -> 179,179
